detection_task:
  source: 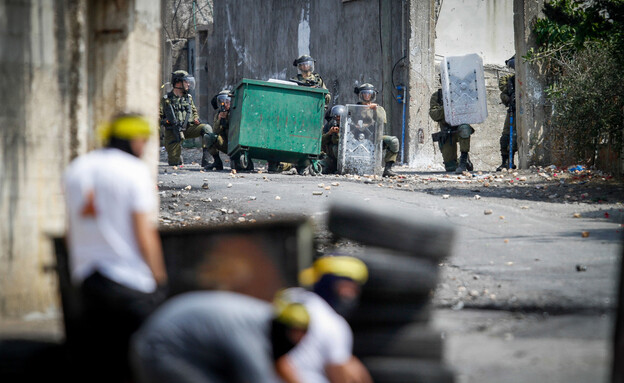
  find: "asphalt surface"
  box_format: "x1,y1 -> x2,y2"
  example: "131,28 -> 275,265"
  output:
2,147 -> 622,383
157,148 -> 623,383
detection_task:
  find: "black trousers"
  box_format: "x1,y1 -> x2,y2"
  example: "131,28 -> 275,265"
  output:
76,271 -> 166,383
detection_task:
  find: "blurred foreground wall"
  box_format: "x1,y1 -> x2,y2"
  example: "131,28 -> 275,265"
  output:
0,0 -> 161,319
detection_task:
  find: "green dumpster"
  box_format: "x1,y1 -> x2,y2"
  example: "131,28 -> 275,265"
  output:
228,78 -> 328,173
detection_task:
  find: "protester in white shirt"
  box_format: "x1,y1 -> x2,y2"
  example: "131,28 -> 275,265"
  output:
63,113 -> 167,383
279,256 -> 373,383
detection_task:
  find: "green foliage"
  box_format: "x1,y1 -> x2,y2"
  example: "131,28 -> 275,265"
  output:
526,0 -> 624,169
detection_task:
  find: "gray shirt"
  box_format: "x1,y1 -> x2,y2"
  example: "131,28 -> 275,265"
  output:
131,291 -> 281,383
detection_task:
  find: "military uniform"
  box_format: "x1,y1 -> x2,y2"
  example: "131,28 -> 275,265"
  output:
429,89 -> 473,172
209,112 -> 229,157
498,73 -> 517,169
160,91 -> 214,166
320,119 -> 340,174
290,72 -> 331,105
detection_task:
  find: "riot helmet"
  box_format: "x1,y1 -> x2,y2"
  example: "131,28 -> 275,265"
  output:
293,55 -> 315,74
505,55 -> 515,69
171,70 -> 196,92
216,90 -> 232,111
329,105 -> 346,119
354,83 -> 377,103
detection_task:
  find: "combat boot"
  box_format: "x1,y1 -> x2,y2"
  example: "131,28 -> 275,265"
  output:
208,154 -> 223,170
466,154 -> 474,171
444,160 -> 457,172
383,161 -> 398,177
496,154 -> 516,171
455,152 -> 469,174
201,149 -> 211,168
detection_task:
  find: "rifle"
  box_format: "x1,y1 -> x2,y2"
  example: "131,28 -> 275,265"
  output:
290,77 -> 318,87
431,124 -> 455,145
163,99 -> 191,143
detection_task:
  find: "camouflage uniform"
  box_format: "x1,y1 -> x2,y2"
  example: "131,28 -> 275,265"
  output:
290,73 -> 331,106
498,73 -> 517,169
429,89 -> 473,172
320,119 -> 340,174
160,91 -> 214,166
209,112 -> 229,156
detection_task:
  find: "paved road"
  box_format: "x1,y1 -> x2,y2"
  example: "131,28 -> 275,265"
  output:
3,155 -> 621,382
158,158 -> 623,383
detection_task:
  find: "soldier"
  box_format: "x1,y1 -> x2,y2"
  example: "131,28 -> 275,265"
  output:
497,55 -> 518,171
319,105 -> 346,174
160,70 -> 215,167
354,83 -> 400,177
290,54 -> 331,106
206,90 -> 233,171
429,87 -> 474,173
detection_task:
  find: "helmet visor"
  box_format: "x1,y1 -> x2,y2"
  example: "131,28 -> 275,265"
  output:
297,61 -> 314,73
359,89 -> 376,103
216,94 -> 231,110
183,76 -> 196,91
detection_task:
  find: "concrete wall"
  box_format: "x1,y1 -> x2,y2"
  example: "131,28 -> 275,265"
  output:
405,0 -> 436,168
514,0 -> 550,168
196,0 -> 416,162
0,0 -> 162,320
435,0 -> 515,66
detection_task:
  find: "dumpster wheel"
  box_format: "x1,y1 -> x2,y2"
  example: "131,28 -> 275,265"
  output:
238,152 -> 254,171
310,160 -> 322,176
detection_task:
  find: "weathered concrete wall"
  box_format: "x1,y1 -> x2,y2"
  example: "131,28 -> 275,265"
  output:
197,0 -> 412,158
514,0 -> 550,168
405,0 -> 436,168
436,0 -> 515,66
0,0 -> 162,320
0,0 -> 74,318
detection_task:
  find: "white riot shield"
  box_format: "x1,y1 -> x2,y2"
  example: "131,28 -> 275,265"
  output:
440,54 -> 488,126
337,104 -> 383,176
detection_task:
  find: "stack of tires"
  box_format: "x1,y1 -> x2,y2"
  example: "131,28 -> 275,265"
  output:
328,201 -> 456,383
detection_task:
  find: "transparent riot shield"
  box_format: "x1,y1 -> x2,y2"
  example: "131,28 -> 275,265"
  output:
337,104 -> 383,176
440,53 -> 488,126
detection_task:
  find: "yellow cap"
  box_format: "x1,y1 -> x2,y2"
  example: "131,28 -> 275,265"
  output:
274,298 -> 309,329
98,115 -> 152,143
298,256 -> 368,287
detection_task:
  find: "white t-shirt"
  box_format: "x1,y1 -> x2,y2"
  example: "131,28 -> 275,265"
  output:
64,148 -> 157,293
284,288 -> 353,383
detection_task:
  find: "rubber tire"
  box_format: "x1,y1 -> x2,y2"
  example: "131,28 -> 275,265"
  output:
362,357 -> 455,383
353,324 -> 443,359
355,251 -> 439,303
348,300 -> 431,328
327,201 -> 455,261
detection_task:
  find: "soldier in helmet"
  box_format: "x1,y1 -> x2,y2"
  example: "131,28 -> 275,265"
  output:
429,85 -> 475,173
160,70 -> 215,167
290,55 -> 331,106
319,105 -> 346,174
497,55 -> 517,171
354,83 -> 400,177
205,90 -> 233,171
